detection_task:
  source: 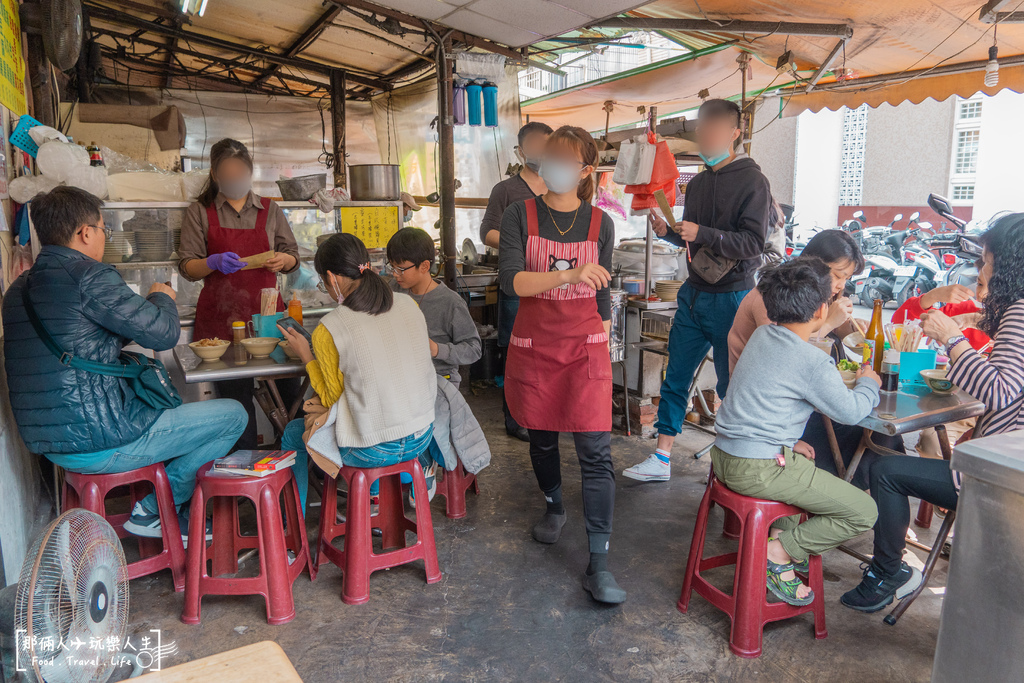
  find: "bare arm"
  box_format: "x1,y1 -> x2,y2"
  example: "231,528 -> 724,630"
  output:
483,229 -> 501,249
183,258 -> 214,280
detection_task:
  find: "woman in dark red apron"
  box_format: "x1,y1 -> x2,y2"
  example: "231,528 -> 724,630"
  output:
178,138 -> 301,448
498,126 -> 624,604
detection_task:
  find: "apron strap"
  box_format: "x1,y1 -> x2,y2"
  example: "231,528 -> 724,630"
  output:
255,197 -> 272,233
205,203 -> 221,231
525,197 -> 539,237
586,204 -> 603,242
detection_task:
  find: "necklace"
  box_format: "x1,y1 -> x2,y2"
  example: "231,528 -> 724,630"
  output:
543,198 -> 581,236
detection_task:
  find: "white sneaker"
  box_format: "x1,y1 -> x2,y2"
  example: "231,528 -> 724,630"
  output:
410,462 -> 438,509
622,454 -> 671,482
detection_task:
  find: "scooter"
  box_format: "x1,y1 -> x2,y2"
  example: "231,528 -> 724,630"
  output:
927,193 -> 983,289
892,231 -> 942,307
852,250 -> 901,307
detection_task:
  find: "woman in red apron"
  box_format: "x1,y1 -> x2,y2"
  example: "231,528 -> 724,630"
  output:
178,138 -> 301,448
498,126 -> 624,604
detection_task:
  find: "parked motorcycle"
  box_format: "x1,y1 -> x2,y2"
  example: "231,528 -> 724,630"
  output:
892,229 -> 942,307
927,193 -> 983,289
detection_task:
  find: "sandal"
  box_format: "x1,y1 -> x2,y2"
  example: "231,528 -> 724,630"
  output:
767,558 -> 814,606
769,537 -> 809,574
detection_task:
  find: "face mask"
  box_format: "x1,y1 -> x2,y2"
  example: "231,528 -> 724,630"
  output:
219,177 -> 252,201
540,160 -> 583,195
403,211 -> 413,223
515,147 -> 541,172
699,148 -> 732,168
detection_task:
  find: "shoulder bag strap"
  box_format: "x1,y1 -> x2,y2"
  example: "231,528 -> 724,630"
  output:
21,278 -> 145,378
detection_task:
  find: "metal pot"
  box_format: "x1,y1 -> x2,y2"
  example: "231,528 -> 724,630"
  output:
349,164 -> 401,201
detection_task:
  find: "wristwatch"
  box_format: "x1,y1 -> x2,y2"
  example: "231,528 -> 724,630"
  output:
946,334 -> 969,354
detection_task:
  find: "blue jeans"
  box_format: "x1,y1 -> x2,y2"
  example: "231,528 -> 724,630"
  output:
281,419 -> 434,508
655,282 -> 749,437
47,399 -> 248,513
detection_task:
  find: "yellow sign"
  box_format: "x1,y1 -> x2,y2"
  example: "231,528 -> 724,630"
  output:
0,0 -> 24,115
338,205 -> 400,249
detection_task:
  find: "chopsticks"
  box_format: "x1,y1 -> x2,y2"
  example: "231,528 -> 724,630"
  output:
261,288 -> 278,317
883,321 -> 924,353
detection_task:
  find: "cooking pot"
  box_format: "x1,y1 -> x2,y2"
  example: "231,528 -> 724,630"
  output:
349,164 -> 401,201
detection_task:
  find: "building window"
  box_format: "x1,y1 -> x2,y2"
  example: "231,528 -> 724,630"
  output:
952,184 -> 975,201
958,99 -> 982,120
955,130 -> 980,174
838,104 -> 869,206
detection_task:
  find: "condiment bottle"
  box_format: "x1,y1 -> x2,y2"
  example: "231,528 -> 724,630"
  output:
232,320 -> 246,344
865,299 -> 886,373
288,295 -> 303,325
881,346 -> 900,392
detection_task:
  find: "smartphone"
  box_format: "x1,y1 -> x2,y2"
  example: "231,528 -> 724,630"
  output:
277,316 -> 313,345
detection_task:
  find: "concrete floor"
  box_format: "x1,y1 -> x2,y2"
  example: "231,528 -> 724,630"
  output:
128,386 -> 945,682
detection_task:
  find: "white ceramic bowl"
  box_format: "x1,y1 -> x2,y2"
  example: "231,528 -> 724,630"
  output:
839,369 -> 858,389
278,340 -> 300,360
240,337 -> 280,359
921,368 -> 955,395
188,339 -> 230,361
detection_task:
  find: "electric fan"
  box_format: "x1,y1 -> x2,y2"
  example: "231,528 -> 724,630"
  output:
14,509 -> 129,683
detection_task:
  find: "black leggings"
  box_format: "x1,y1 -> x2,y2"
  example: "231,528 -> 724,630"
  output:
528,430 -> 614,540
869,455 -> 960,576
800,412 -> 905,490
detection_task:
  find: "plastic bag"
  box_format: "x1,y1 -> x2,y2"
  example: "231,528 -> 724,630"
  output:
180,169 -> 210,201
612,137 -> 640,185
36,141 -> 90,182
66,165 -> 109,199
612,133 -> 657,185
9,174 -> 59,204
625,138 -> 677,213
28,125 -> 69,146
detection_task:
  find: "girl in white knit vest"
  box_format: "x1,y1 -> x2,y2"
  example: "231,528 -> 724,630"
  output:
278,233 -> 436,510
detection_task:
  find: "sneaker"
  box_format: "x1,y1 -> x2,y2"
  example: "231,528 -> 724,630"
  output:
123,502 -> 162,538
178,504 -> 213,545
840,562 -> 924,613
622,454 -> 670,482
410,463 -> 438,509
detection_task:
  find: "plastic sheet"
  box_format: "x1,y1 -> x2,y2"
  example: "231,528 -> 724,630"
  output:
65,166 -> 109,199
180,169 -> 210,201
107,172 -> 184,201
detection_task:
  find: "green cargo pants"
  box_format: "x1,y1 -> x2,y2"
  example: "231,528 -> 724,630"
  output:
710,445 -> 878,563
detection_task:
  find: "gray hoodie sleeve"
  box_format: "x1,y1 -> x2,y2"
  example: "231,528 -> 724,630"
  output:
433,293 -> 482,366
807,356 -> 880,426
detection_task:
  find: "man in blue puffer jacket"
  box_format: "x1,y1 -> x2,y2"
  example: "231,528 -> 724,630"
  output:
3,187 -> 247,539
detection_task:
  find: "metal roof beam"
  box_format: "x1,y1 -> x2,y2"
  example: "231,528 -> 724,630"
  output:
252,5 -> 343,88
590,18 -> 853,39
805,37 -> 848,93
979,0 -> 1024,23
85,3 -> 391,91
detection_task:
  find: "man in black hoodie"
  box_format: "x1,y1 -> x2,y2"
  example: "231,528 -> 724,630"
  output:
623,99 -> 772,482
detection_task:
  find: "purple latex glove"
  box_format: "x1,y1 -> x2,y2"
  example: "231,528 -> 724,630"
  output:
206,252 -> 247,274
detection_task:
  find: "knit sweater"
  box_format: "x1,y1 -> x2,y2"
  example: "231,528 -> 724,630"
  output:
316,293 -> 436,448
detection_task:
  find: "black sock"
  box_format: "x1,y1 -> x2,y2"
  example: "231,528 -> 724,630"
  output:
543,486 -> 564,515
587,552 -> 608,575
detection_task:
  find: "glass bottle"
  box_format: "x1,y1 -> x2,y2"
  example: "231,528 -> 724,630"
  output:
865,299 -> 886,373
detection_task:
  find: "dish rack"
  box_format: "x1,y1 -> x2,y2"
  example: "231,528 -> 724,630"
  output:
640,311 -> 673,343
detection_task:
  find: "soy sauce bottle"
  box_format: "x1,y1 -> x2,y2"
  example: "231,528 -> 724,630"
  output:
880,345 -> 900,392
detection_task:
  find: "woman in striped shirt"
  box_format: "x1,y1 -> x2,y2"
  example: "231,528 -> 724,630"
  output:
841,213 -> 1024,614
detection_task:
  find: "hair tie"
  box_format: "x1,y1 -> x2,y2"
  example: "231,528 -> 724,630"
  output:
357,262 -> 370,274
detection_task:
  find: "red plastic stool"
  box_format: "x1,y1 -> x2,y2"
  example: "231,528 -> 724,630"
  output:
435,461 -> 480,519
181,462 -> 311,625
678,474 -> 827,658
63,463 -> 186,592
313,459 -> 441,605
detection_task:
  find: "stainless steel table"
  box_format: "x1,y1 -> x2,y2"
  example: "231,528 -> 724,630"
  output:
173,343 -> 309,435
826,384 -> 985,483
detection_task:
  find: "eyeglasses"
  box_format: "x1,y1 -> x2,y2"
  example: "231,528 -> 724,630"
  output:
389,262 -> 418,275
81,225 -> 113,242
316,280 -> 329,294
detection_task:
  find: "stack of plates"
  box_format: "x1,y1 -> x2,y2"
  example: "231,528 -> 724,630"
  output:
172,228 -> 182,252
103,233 -> 136,263
654,279 -> 683,301
132,229 -> 173,261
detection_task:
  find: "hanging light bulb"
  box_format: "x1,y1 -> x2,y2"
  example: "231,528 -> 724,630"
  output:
985,44 -> 999,87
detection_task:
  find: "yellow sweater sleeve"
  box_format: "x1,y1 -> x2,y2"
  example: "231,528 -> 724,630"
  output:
306,325 -> 344,405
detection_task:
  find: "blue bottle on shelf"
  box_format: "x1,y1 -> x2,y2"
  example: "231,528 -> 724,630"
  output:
466,81 -> 482,126
482,82 -> 498,127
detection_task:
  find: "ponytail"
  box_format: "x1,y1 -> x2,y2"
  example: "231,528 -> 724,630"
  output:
314,233 -> 394,315
198,138 -> 254,207
547,125 -> 599,203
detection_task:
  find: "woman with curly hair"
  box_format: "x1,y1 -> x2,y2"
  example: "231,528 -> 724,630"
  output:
841,213 -> 1024,614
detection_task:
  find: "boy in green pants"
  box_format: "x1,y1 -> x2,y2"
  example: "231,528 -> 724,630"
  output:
712,258 -> 884,606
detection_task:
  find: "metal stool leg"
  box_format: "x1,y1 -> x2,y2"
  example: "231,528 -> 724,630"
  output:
884,510 -> 956,625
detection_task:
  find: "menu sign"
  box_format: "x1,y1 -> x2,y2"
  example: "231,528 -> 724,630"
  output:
0,0 -> 24,115
338,205 -> 400,249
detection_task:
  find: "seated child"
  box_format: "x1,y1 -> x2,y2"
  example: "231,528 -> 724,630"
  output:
387,227 -> 482,388
278,234 -> 437,511
712,258 -> 883,606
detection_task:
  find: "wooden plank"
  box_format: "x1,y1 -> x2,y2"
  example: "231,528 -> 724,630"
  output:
135,641 -> 302,682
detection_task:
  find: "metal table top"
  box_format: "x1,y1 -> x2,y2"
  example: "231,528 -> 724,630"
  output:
859,384 -> 985,436
173,343 -> 307,383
